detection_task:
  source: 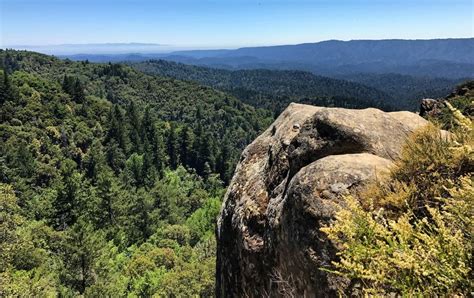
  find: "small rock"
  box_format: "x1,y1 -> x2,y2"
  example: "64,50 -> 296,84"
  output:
419,98 -> 443,117
321,190 -> 336,200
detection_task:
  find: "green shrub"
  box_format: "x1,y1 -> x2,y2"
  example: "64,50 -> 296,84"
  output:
321,107 -> 473,295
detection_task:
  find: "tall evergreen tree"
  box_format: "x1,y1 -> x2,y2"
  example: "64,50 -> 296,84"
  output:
95,168 -> 119,227
152,132 -> 167,177
63,220 -> 106,294
124,153 -> 144,187
83,140 -> 106,180
106,106 -> 129,152
52,159 -> 81,230
141,106 -> 154,143
178,125 -> 194,168
73,79 -> 86,103
142,151 -> 157,188
0,70 -> 14,104
126,102 -> 142,154
167,124 -> 179,169
62,75 -> 75,95
217,137 -> 233,183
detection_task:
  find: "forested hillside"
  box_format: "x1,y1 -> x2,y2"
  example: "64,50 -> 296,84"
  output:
336,73 -> 465,110
2,49 -> 469,296
132,59 -> 395,113
0,49 -> 272,296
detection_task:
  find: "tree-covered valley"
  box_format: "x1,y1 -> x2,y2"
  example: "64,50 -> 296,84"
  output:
131,59 -> 395,113
130,59 -> 468,112
0,49 -> 273,296
0,49 -> 472,296
2,0 -> 473,295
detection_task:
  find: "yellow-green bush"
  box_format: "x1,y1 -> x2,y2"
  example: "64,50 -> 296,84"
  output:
321,107 -> 473,295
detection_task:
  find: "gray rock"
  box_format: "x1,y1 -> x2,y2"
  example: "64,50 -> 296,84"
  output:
216,103 -> 431,297
419,98 -> 444,117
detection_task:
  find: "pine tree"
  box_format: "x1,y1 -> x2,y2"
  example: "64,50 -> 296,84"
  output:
73,79 -> 86,103
126,102 -> 142,154
62,75 -> 75,95
217,137 -> 233,183
178,125 -> 194,168
191,124 -> 203,171
152,132 -> 167,177
167,124 -> 179,169
142,151 -> 157,188
124,153 -> 144,187
95,168 -> 119,227
83,140 -> 106,180
0,70 -> 13,104
141,106 -> 167,176
104,140 -> 125,174
120,189 -> 153,244
52,159 -> 81,230
63,220 -> 106,294
193,129 -> 216,175
106,106 -> 129,152
141,106 -> 155,143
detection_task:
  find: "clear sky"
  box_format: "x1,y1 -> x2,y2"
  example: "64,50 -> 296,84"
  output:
1,0 -> 473,49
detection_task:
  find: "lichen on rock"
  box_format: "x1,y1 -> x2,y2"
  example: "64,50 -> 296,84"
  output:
216,103 -> 432,297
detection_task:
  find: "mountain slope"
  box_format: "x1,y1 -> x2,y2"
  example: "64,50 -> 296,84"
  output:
131,59 -> 396,112
1,50 -> 272,152
336,73 -> 466,110
0,49 -> 275,296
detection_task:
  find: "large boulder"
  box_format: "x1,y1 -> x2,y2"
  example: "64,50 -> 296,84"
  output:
216,103 -> 431,297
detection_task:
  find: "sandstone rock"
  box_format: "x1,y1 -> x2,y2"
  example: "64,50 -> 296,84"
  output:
270,154 -> 392,296
216,103 -> 431,297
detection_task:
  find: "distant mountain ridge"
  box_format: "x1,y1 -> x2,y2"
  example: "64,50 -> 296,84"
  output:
62,38 -> 474,79
55,39 -> 471,111
164,39 -> 474,79
171,39 -> 474,64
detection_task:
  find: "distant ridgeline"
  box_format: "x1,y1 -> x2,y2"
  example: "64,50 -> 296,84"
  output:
64,39 -> 474,79
63,39 -> 473,111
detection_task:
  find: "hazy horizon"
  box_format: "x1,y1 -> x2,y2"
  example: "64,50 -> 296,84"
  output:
2,0 -> 472,50
4,37 -> 474,56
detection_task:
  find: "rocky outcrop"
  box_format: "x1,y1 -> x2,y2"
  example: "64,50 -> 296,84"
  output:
216,103 -> 431,297
419,98 -> 444,117
420,81 -> 474,118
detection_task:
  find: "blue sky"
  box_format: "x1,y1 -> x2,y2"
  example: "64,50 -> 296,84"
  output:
1,0 -> 473,49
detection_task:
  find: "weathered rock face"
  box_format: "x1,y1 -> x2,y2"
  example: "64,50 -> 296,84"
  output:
216,103 -> 431,297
